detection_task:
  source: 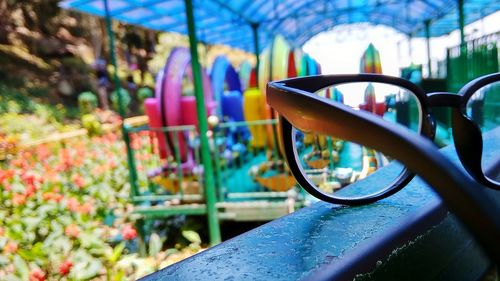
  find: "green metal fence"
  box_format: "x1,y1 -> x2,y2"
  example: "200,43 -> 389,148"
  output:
126,120 -> 304,225
447,31 -> 499,93
212,119 -> 299,201
127,124 -> 205,205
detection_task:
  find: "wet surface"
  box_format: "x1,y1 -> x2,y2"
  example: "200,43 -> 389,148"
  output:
142,128 -> 500,281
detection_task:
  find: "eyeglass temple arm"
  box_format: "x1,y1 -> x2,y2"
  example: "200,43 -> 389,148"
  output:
267,85 -> 500,261
274,74 -> 423,93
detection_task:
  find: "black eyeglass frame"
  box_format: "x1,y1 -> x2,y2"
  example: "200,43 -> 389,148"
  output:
267,73 -> 500,206
266,73 -> 500,260
428,72 -> 500,189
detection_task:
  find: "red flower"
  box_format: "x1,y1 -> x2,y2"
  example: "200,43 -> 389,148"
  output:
22,151 -> 32,159
65,224 -> 79,238
42,192 -> 63,203
136,164 -> 143,172
3,241 -> 18,254
24,184 -> 37,198
66,197 -> 79,212
2,183 -> 11,192
131,138 -> 141,150
22,172 -> 42,186
12,158 -> 27,168
59,260 -> 73,276
71,174 -> 86,188
0,169 -> 14,183
12,193 -> 26,206
77,202 -> 93,215
121,224 -> 137,240
59,149 -> 73,170
29,268 -> 46,281
0,227 -> 4,236
36,145 -> 50,161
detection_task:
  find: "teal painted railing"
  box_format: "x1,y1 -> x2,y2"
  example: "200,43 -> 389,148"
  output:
212,119 -> 300,201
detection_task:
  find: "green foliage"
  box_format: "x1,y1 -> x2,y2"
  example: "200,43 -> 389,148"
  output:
0,132 -> 132,279
78,91 -> 98,114
81,114 -> 102,136
111,88 -> 131,113
0,84 -> 36,114
182,230 -> 202,252
0,129 -> 205,279
0,112 -> 79,145
148,233 -> 163,257
0,87 -> 79,151
109,242 -> 126,265
0,83 -> 78,121
137,87 -> 153,103
137,87 -> 153,113
182,230 -> 201,244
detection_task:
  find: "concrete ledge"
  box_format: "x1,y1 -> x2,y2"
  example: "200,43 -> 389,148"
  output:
142,129 -> 500,281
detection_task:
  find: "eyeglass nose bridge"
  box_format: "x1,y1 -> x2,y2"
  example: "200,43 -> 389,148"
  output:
451,108 -> 487,183
427,92 -> 462,107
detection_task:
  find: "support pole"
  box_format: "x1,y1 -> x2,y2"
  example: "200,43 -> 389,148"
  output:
408,33 -> 413,64
184,0 -> 221,245
457,0 -> 467,80
251,23 -> 260,83
425,20 -> 432,77
458,0 -> 465,45
103,0 -> 139,197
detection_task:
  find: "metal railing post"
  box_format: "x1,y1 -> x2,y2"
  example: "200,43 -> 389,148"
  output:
184,0 -> 221,245
458,0 -> 465,46
425,20 -> 432,77
103,0 -> 139,197
251,23 -> 260,83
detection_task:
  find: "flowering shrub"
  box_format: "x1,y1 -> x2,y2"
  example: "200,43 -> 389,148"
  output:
0,131 -> 202,280
0,84 -> 79,160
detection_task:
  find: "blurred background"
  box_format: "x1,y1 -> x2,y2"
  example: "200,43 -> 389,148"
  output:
0,1 -> 498,280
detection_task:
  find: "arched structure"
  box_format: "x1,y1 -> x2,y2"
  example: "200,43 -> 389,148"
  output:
210,56 -> 243,117
145,47 -> 215,161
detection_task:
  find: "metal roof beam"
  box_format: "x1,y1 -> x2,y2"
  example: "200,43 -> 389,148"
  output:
109,0 -> 173,17
209,0 -> 254,24
275,9 -> 416,41
206,0 -> 279,48
263,0 -> 399,26
60,0 -> 500,51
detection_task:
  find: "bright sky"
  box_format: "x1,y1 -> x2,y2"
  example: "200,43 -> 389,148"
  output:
303,11 -> 500,78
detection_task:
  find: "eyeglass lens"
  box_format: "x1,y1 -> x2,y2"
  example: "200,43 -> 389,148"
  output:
293,82 -> 423,199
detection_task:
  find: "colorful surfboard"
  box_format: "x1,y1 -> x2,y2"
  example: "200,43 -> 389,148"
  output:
238,60 -> 252,91
243,69 -> 267,148
359,43 -> 385,116
360,43 -> 382,74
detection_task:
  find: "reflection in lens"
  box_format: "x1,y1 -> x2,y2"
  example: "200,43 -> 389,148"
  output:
466,80 -> 500,170
294,82 -> 421,199
467,80 -> 500,133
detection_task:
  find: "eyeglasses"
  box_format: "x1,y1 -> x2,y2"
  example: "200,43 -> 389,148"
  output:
266,73 -> 500,260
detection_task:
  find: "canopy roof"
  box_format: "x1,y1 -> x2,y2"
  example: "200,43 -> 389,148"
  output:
61,0 -> 500,52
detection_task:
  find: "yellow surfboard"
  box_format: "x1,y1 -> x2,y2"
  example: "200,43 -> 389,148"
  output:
243,87 -> 267,149
271,35 -> 290,81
